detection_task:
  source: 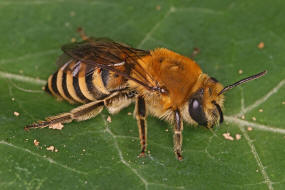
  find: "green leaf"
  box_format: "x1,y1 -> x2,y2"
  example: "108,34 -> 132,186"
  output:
1,0 -> 285,189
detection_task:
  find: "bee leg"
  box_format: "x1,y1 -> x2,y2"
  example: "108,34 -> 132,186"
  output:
135,96 -> 147,157
173,110 -> 183,160
24,100 -> 104,130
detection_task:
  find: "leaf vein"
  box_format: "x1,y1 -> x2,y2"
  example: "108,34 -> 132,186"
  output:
0,49 -> 58,65
137,6 -> 175,48
237,127 -> 274,190
102,114 -> 184,190
173,7 -> 224,15
101,115 -> 149,190
0,71 -> 46,85
236,79 -> 285,117
0,140 -> 88,175
225,116 -> 285,134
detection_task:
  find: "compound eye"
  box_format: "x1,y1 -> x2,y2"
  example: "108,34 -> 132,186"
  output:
189,98 -> 208,126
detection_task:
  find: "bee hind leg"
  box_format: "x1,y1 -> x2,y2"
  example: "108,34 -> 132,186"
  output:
24,100 -> 104,131
135,96 -> 147,157
173,110 -> 184,161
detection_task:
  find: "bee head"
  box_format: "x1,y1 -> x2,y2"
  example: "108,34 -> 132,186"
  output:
185,70 -> 266,127
187,75 -> 224,128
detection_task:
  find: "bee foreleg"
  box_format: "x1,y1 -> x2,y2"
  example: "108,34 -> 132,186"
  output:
135,96 -> 147,157
24,101 -> 104,130
173,110 -> 183,160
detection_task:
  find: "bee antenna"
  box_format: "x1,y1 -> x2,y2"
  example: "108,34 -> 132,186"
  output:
218,70 -> 267,95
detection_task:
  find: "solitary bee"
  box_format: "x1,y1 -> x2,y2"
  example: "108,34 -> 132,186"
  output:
25,30 -> 266,160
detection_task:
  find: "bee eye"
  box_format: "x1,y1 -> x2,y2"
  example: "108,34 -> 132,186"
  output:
189,98 -> 208,126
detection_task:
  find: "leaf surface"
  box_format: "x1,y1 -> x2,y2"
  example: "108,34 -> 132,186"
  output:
0,0 -> 285,189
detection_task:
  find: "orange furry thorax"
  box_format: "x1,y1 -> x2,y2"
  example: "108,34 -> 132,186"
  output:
132,48 -> 203,110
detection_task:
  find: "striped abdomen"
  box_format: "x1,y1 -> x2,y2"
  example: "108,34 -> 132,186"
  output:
45,60 -> 127,104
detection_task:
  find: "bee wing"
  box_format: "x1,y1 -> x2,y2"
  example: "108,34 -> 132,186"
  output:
58,37 -> 159,91
56,53 -> 73,68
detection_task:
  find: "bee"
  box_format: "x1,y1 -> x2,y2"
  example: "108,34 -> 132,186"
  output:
25,30 -> 266,160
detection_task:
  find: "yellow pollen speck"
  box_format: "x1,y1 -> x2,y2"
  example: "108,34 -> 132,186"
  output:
223,133 -> 234,141
13,112 -> 20,116
258,42 -> 264,49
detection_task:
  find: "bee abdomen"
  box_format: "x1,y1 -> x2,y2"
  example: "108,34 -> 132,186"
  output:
46,71 -> 64,101
45,61 -> 125,104
85,68 -> 109,100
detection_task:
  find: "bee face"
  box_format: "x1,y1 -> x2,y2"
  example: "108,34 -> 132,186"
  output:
187,76 -> 224,128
